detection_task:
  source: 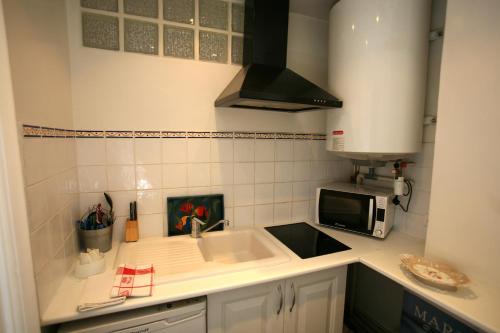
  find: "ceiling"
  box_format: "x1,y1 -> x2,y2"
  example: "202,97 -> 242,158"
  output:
289,0 -> 339,20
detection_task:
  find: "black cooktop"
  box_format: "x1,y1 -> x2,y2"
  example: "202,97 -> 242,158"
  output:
265,222 -> 351,259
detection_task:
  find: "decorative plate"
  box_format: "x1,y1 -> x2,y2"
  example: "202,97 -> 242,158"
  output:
400,254 -> 469,291
166,194 -> 224,236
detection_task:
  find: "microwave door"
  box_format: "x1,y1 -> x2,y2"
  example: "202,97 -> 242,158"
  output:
318,190 -> 375,235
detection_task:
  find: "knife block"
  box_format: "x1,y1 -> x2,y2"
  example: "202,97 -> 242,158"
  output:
125,220 -> 139,242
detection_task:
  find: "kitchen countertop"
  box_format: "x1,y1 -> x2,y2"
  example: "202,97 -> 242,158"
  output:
43,223 -> 500,332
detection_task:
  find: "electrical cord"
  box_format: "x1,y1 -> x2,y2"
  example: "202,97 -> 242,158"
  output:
392,179 -> 413,212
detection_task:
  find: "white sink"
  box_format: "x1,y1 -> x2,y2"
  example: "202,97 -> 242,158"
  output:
115,229 -> 289,285
197,229 -> 279,264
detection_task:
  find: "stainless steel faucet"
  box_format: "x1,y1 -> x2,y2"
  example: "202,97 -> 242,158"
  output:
191,217 -> 230,238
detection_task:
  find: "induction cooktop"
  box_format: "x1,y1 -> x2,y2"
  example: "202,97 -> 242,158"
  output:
265,222 -> 351,259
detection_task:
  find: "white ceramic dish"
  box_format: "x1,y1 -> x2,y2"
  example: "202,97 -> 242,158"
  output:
400,253 -> 469,291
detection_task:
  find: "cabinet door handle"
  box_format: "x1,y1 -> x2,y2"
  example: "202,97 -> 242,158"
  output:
277,285 -> 283,315
290,283 -> 296,312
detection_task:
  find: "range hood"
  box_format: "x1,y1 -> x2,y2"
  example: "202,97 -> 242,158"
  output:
214,0 -> 342,112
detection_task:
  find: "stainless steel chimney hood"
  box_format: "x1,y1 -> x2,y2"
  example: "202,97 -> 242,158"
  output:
214,0 -> 342,112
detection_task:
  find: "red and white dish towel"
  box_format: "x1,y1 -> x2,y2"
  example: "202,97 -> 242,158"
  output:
110,264 -> 154,297
77,264 -> 154,312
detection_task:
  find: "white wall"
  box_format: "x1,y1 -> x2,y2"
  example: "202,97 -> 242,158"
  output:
2,0 -> 73,128
425,0 -> 500,283
66,1 -> 329,132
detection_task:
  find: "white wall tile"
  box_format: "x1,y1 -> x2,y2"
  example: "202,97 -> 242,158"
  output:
23,138 -> 46,185
275,140 -> 293,161
163,164 -> 187,188
136,164 -> 162,189
188,187 -> 211,195
405,213 -> 428,239
234,184 -> 254,206
311,140 -> 328,161
234,163 -> 254,184
138,214 -> 164,238
310,161 -> 327,181
30,222 -> 51,274
106,191 -> 137,217
211,163 -> 234,185
106,139 -> 134,165
292,201 -> 309,222
187,163 -> 211,187
274,202 -> 291,225
293,182 -> 310,202
78,166 -> 107,192
293,140 -> 311,161
294,161 -> 311,181
224,207 -> 234,225
112,216 -> 127,242
275,162 -> 294,182
274,183 -> 292,203
162,139 -> 187,163
76,138 -> 106,165
255,162 -> 274,183
255,204 -> 274,226
26,182 -> 49,231
211,139 -> 233,162
211,185 -> 234,207
137,190 -> 162,214
234,206 -> 254,229
234,139 -> 254,162
107,165 -> 136,190
255,183 -> 274,204
255,140 -> 275,162
187,139 -> 211,162
135,139 -> 162,164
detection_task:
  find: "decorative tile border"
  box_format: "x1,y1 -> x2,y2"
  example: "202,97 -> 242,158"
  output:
211,131 -> 233,139
22,124 -> 327,141
234,132 -> 255,139
187,131 -> 211,138
134,130 -> 161,138
275,132 -> 295,140
162,131 -> 187,138
105,130 -> 134,138
294,133 -> 312,140
256,132 -> 275,139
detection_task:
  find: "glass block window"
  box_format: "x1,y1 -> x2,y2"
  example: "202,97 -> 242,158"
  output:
82,13 -> 119,50
164,25 -> 194,59
124,0 -> 159,18
199,0 -> 228,30
163,0 -> 195,25
124,19 -> 159,55
199,30 -> 228,63
81,0 -> 118,12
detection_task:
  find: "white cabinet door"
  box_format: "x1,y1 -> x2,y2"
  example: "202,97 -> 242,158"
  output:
207,280 -> 285,333
284,267 -> 347,333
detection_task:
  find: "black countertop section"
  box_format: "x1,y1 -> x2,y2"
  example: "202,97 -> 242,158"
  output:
265,222 -> 351,259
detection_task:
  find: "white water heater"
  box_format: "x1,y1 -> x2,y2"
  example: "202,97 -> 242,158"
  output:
327,0 -> 431,161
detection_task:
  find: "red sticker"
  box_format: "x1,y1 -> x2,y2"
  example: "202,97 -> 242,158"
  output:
332,130 -> 344,136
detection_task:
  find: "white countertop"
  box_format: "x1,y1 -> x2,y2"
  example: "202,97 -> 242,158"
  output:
42,223 -> 500,333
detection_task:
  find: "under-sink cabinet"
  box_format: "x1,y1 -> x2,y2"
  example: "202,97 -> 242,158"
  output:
207,266 -> 347,333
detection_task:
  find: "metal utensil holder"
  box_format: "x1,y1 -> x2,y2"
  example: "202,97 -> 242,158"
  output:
77,224 -> 113,253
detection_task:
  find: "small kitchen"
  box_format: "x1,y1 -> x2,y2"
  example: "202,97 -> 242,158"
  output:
0,0 -> 499,332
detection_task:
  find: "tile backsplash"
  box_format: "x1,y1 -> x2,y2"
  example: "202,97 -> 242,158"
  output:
21,130 -> 80,314
80,0 -> 245,64
72,130 -> 351,241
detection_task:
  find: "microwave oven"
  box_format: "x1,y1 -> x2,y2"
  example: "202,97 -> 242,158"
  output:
315,183 -> 395,239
